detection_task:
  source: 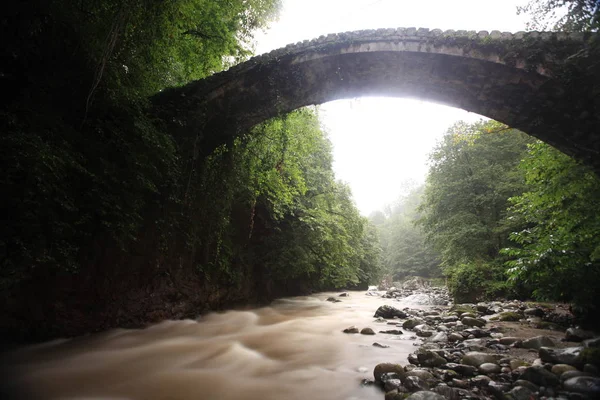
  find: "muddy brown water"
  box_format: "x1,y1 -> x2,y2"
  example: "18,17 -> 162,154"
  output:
1,291 -> 433,400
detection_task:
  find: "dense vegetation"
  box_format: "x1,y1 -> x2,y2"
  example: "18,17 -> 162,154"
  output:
381,119 -> 600,323
1,0 -> 382,340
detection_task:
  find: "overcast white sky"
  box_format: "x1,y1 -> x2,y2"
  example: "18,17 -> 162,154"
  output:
254,0 -> 530,216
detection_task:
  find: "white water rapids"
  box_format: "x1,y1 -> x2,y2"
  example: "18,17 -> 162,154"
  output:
2,291 -> 434,400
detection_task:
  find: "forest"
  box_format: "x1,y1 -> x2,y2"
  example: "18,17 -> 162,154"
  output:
1,0 -> 599,342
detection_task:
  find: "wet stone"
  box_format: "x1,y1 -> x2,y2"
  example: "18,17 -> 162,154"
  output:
539,346 -> 583,366
404,375 -> 430,391
551,363 -> 577,375
343,326 -> 359,333
374,305 -> 408,319
506,385 -> 536,400
478,362 -> 501,374
520,335 -> 555,350
513,379 -> 539,392
374,363 -> 406,382
405,392 -> 446,400
461,316 -> 485,328
461,351 -> 503,367
445,363 -> 477,377
360,327 -> 375,335
566,328 -> 595,342
563,376 -> 600,396
416,349 -> 447,368
520,365 -> 560,387
373,342 -> 390,348
380,329 -> 403,335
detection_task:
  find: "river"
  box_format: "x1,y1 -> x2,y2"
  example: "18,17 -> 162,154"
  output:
2,290 -> 433,400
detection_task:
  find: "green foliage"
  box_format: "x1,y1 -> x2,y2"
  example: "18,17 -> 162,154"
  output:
418,121 -> 535,268
185,109 -> 382,290
417,120 -> 535,302
517,0 -> 599,32
1,0 -> 281,286
503,142 -> 600,314
445,260 -> 515,303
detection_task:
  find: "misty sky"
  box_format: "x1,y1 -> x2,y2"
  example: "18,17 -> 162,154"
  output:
254,0 -> 530,215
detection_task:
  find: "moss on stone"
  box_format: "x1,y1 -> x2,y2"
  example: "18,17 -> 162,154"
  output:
499,311 -> 522,321
578,347 -> 600,367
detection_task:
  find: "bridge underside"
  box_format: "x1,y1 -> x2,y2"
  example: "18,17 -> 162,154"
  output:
153,31 -> 600,171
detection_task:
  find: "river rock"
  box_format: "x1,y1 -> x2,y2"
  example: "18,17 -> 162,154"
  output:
433,385 -> 458,400
360,327 -> 375,335
551,363 -> 577,375
429,332 -> 448,343
499,337 -> 520,345
405,392 -> 445,400
520,335 -> 555,350
343,326 -> 359,333
445,363 -> 477,377
478,363 -> 501,374
520,365 -> 560,387
417,349 -> 447,368
513,379 -> 539,392
563,376 -> 600,396
414,324 -> 434,337
374,305 -> 408,319
524,307 -> 545,317
403,318 -> 424,329
539,346 -> 583,366
374,363 -> 406,382
380,329 -> 403,335
448,332 -> 464,342
404,375 -> 430,391
584,363 -> 600,374
327,297 -> 341,302
373,342 -> 390,348
506,385 -> 536,400
461,316 -> 485,327
560,370 -> 592,382
406,369 -> 435,381
566,327 -> 596,342
461,352 -> 503,367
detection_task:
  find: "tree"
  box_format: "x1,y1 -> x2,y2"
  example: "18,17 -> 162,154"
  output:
417,120 -> 535,300
504,142 -> 600,319
517,0 -> 599,31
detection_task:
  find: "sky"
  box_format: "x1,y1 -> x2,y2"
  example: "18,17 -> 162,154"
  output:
253,0 -> 531,216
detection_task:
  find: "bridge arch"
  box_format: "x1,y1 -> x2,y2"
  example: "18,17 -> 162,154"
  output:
153,28 -> 599,170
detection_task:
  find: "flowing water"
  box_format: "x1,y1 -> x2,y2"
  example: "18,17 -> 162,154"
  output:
2,290 -> 431,400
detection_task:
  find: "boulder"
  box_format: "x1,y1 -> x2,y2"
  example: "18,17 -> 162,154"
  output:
520,335 -> 555,350
506,386 -> 536,400
551,364 -> 577,376
374,363 -> 405,382
375,305 -> 408,319
360,327 -> 375,335
563,376 -> 600,396
539,346 -> 583,366
416,349 -> 447,368
461,352 -> 503,367
478,363 -> 501,374
405,392 -> 445,400
566,328 -> 595,342
520,365 -> 560,387
461,316 -> 485,327
343,326 -> 359,333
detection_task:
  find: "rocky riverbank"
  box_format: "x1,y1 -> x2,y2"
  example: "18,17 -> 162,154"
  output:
341,282 -> 600,399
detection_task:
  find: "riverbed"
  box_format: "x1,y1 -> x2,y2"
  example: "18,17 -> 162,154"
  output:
2,291 -> 427,400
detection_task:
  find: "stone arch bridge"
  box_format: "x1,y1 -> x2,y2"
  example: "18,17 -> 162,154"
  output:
153,28 -> 600,171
